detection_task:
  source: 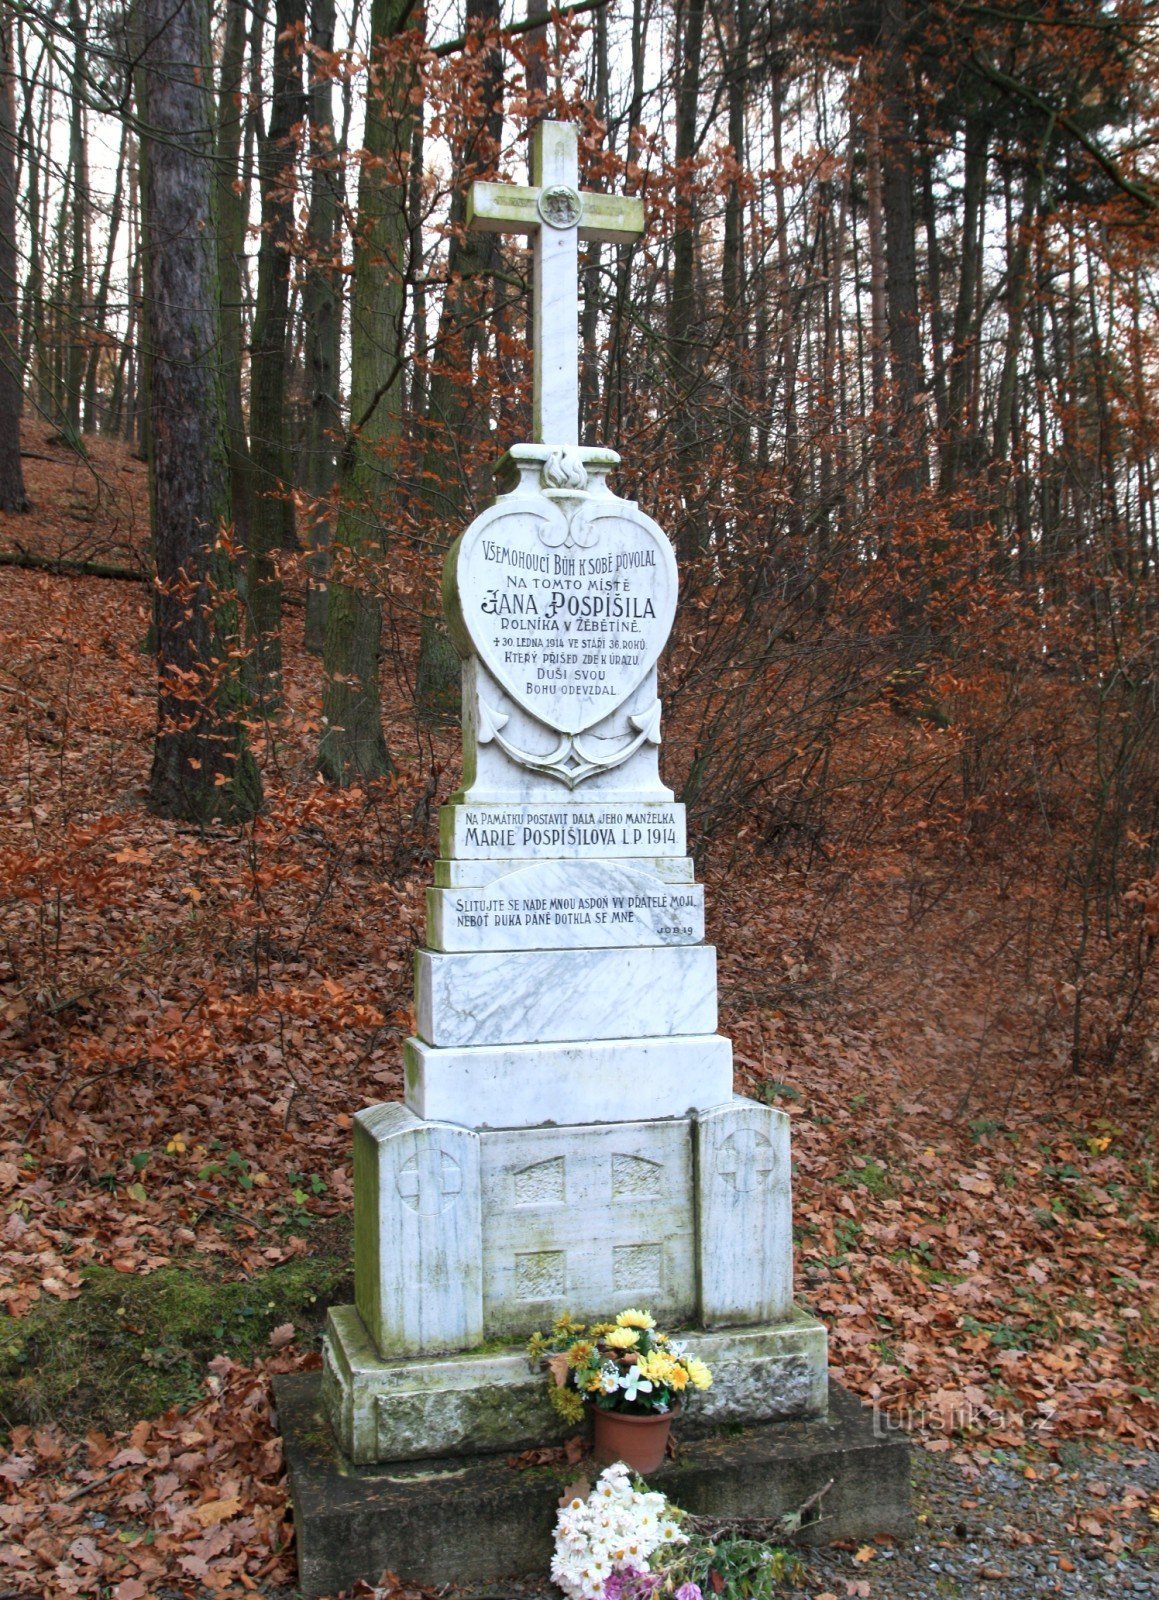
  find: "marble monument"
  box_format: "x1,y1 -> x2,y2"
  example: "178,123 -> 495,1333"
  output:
322,120 -> 828,1466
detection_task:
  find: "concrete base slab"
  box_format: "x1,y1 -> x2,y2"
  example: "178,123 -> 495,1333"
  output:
322,1302 -> 828,1464
277,1371 -> 912,1599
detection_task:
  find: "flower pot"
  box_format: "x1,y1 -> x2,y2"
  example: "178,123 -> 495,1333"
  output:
592,1408 -> 673,1475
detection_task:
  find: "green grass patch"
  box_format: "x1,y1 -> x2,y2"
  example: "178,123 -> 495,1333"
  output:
0,1222 -> 351,1439
837,1157 -> 893,1196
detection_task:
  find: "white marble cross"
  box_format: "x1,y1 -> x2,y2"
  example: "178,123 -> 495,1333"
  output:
466,121 -> 645,447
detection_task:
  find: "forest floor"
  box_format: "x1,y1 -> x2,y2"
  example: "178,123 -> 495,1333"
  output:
0,435 -> 1156,1599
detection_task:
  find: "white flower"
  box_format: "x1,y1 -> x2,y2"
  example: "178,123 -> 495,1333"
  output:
553,1464 -> 683,1599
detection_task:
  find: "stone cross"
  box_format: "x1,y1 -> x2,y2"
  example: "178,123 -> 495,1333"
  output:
466,120 -> 645,447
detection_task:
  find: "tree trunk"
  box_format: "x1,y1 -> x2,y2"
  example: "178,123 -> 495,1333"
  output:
63,0 -> 88,445
319,0 -> 417,785
668,0 -> 706,563
721,0 -> 748,468
138,0 -> 261,823
216,0 -> 253,546
413,0 -> 504,718
991,155 -> 1043,554
302,0 -> 343,653
83,119 -> 128,433
879,0 -> 927,494
246,0 -> 307,710
940,114 -> 987,494
0,6 -> 27,509
421,0 -> 503,515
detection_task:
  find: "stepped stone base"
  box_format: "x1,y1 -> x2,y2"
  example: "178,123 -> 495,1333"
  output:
323,1302 -> 828,1464
278,1371 -> 912,1599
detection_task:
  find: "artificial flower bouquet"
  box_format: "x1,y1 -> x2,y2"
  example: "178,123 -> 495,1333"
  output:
529,1308 -> 713,1425
552,1464 -> 802,1600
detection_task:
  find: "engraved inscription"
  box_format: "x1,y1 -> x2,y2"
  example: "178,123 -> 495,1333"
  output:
459,803 -> 682,856
717,1128 -> 776,1194
612,1243 -> 663,1292
514,1156 -> 566,1205
451,499 -> 678,737
396,1144 -> 463,1216
516,1250 -> 567,1298
611,1153 -> 664,1199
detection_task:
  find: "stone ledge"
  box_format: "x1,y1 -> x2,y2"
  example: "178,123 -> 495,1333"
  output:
278,1370 -> 912,1599
403,1034 -> 734,1129
322,1303 -> 827,1465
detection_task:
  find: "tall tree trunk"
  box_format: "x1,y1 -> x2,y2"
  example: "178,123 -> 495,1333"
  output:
580,0 -> 609,440
771,66 -> 803,548
916,100 -> 947,435
302,0 -> 343,653
138,0 -> 261,823
83,119 -> 128,432
668,0 -> 706,563
879,0 -> 927,494
721,0 -> 748,468
941,114 -> 987,493
421,0 -> 503,513
216,0 -> 253,546
414,0 -> 504,719
605,0 -> 645,440
407,103 -> 426,419
991,154 -> 1044,554
0,4 -> 27,509
319,0 -> 417,784
63,0 -> 88,444
246,0 -> 307,710
862,73 -> 888,436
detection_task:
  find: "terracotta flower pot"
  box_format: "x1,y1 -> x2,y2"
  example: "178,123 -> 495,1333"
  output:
592,1407 -> 673,1475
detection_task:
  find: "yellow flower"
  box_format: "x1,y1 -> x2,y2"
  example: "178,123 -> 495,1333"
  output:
549,1385 -> 586,1424
552,1312 -> 585,1336
605,1326 -> 640,1350
639,1351 -> 676,1385
589,1322 -> 615,1338
566,1340 -> 596,1368
666,1363 -> 689,1391
583,1371 -> 605,1392
686,1358 -> 713,1390
615,1308 -> 656,1330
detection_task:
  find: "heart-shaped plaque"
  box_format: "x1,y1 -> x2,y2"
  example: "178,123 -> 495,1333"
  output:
446,492 -> 678,736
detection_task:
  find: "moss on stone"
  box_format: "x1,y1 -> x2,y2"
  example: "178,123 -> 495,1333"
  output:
0,1239 -> 351,1439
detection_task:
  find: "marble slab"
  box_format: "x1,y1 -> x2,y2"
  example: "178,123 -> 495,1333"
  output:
441,799 -> 686,859
477,1119 -> 696,1337
353,1104 -> 482,1359
414,944 -> 717,1047
404,1034 -> 733,1128
434,854 -> 696,887
695,1100 -> 794,1327
426,859 -> 705,951
323,1301 -> 828,1464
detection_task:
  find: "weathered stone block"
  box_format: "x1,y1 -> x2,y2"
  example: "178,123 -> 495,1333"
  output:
403,1034 -> 733,1129
426,859 -> 705,952
321,1302 -> 827,1465
354,1104 -> 482,1359
415,944 -> 717,1047
478,1118 -> 697,1336
695,1098 -> 794,1327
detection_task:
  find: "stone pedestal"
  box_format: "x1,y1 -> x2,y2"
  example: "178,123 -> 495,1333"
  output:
283,1373 -> 911,1599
